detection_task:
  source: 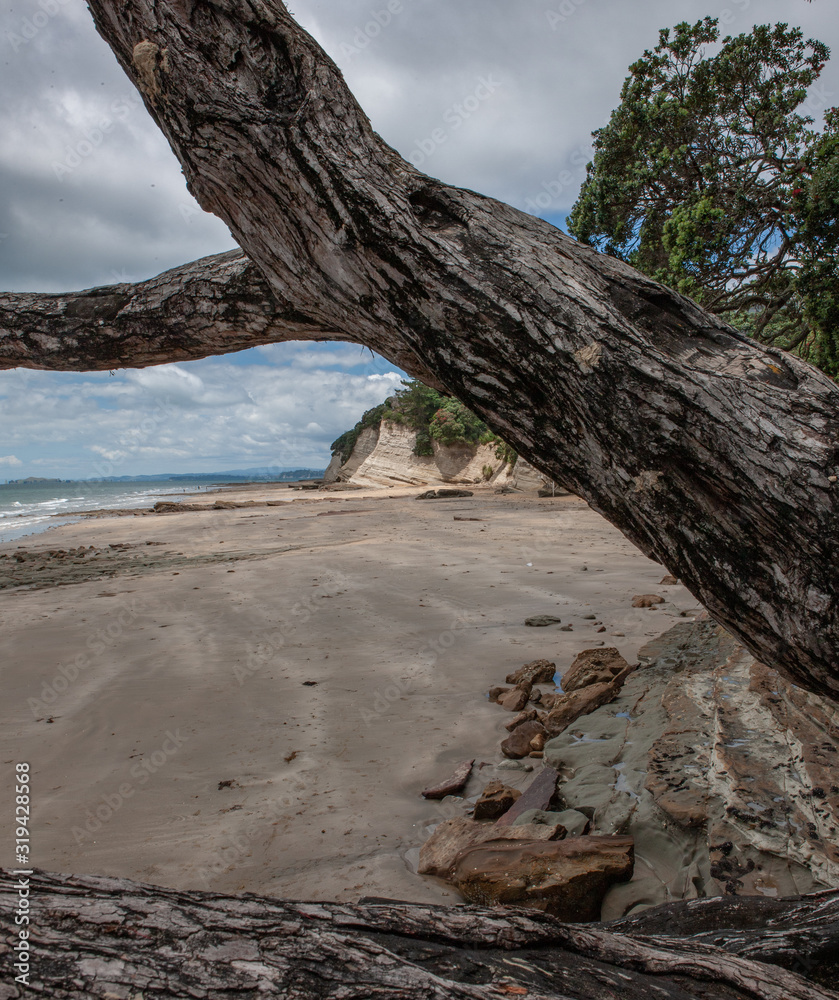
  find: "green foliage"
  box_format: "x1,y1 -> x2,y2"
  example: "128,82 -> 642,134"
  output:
387,378 -> 451,456
329,401 -> 388,464
482,464 -> 494,481
494,441 -> 518,467
413,428 -> 434,457
568,18 -> 837,366
331,378 -> 520,462
795,108 -> 839,372
428,397 -> 488,446
387,379 -> 445,432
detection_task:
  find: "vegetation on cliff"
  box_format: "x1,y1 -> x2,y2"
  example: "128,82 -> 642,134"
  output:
330,379 -> 516,464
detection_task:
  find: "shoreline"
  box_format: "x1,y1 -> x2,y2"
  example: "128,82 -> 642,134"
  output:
0,486 -> 702,906
0,478 -> 322,546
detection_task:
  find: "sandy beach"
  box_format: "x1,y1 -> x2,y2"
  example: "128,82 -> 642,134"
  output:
0,485 -> 699,905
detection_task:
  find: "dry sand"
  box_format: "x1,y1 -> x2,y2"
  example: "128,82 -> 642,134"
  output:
0,485 -> 700,903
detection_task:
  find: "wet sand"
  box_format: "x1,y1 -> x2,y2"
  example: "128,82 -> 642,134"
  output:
0,485 -> 699,903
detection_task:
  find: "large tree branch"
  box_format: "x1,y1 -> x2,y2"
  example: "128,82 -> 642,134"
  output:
0,249 -> 443,386
3,0 -> 839,698
2,869 -> 836,999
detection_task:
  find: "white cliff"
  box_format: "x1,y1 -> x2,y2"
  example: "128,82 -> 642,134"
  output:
323,419 -> 550,490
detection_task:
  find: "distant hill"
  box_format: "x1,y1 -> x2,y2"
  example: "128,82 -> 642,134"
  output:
92,467 -> 325,482
4,476 -> 63,484
3,468 -> 324,485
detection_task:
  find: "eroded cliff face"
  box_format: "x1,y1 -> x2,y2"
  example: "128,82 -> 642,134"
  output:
323,419 -> 547,489
337,426 -> 381,480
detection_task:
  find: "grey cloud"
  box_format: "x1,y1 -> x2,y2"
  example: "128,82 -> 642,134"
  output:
0,1 -> 234,291
2,1 -> 836,292
0,1 -> 835,476
298,0 -> 839,214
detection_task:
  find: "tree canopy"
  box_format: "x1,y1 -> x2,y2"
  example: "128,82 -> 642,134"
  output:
568,18 -> 839,371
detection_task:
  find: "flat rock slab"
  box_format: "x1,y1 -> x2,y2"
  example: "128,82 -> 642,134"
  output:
453,835 -> 635,920
644,628 -> 839,892
496,766 -> 558,826
418,817 -> 565,878
501,719 -> 547,758
506,659 -> 557,685
544,680 -> 622,736
416,489 -> 474,499
525,615 -> 563,627
514,807 -> 591,838
632,594 -> 665,607
473,780 -> 521,821
543,619 -> 839,921
562,647 -> 631,692
421,759 -> 474,799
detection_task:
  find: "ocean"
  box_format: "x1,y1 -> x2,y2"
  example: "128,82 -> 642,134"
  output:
0,478 -> 233,544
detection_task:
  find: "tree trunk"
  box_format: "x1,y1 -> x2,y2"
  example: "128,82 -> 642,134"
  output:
611,888 -> 839,980
1,869 -> 837,1000
2,0 -> 839,698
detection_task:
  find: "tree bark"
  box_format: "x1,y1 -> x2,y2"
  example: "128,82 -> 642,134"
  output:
611,888 -> 839,982
2,869 -> 837,1000
2,0 -> 839,698
0,249 -> 443,387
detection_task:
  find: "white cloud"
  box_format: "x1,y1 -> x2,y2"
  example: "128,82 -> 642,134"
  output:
0,357 -> 403,479
89,445 -> 127,462
0,455 -> 22,466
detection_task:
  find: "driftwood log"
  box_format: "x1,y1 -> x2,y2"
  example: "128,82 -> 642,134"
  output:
1,870 -> 838,999
1,1 -> 838,698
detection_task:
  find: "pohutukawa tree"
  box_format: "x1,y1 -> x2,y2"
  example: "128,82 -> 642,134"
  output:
1,0 -> 839,702
568,19 -> 838,365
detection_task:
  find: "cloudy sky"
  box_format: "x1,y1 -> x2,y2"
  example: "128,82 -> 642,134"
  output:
0,0 -> 836,479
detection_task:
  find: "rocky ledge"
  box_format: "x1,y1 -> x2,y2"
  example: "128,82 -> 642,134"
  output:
418,619 -> 839,922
